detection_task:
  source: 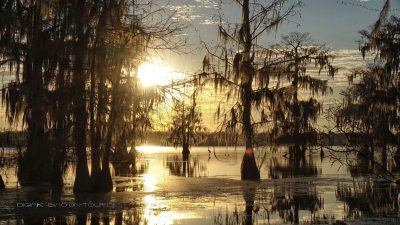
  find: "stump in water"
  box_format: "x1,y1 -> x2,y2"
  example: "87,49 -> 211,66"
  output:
0,175 -> 5,190
241,149 -> 260,180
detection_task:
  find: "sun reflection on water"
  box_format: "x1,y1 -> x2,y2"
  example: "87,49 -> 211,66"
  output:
136,146 -> 176,153
143,174 -> 158,192
141,166 -> 199,225
143,195 -> 197,225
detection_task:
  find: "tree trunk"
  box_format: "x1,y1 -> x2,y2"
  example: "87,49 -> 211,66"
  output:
18,58 -> 51,186
182,141 -> 190,160
51,132 -> 65,193
91,215 -> 100,225
90,1 -> 109,186
90,54 -> 101,182
294,202 -> 299,224
18,122 -> 50,185
96,74 -> 121,192
96,113 -> 114,192
51,52 -> 68,193
358,144 -> 370,174
394,145 -> 400,164
293,48 -> 301,146
241,85 -> 260,180
103,213 -> 110,225
115,212 -> 123,225
240,0 -> 260,180
77,214 -> 87,225
18,19 -> 51,185
0,175 -> 5,189
73,3 -> 91,193
381,144 -> 387,170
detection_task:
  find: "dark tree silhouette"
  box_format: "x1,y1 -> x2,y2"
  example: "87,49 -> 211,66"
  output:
334,1 -> 399,183
201,0 -> 302,180
268,32 -> 335,155
0,0 -> 180,192
0,0 -> 76,190
166,92 -> 204,159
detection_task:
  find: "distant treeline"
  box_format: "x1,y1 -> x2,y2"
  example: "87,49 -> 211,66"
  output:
0,131 -> 360,148
143,131 -> 240,146
141,131 -> 349,147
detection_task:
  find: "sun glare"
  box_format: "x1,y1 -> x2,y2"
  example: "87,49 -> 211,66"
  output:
138,62 -> 184,87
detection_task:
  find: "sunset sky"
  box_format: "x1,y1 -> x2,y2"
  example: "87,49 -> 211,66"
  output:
142,0 -> 399,130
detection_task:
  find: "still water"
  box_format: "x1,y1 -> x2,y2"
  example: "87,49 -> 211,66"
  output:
0,146 -> 399,225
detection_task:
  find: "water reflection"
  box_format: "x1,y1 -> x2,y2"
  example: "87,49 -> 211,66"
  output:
336,146 -> 399,220
268,147 -> 323,224
212,147 -> 328,225
213,185 -> 257,225
337,179 -> 399,219
142,174 -> 158,192
112,149 -> 148,177
212,184 -> 332,225
1,146 -> 400,225
143,195 -> 197,225
243,186 -> 256,225
2,191 -> 149,225
164,155 -> 207,178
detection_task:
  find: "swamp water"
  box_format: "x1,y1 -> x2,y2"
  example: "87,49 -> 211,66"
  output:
0,146 -> 399,225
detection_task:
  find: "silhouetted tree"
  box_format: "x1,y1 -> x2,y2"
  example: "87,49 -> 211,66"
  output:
0,0 -> 76,191
76,0 -> 179,192
334,1 -> 399,182
166,92 -> 204,159
268,32 -> 335,155
110,82 -> 158,178
0,0 -> 180,192
201,0 -> 302,180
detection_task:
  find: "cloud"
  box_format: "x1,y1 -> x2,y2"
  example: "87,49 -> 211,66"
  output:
200,18 -> 219,25
166,0 -> 220,24
168,5 -> 201,21
194,0 -> 219,9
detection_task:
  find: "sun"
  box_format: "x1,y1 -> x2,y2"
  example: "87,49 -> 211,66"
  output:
138,62 -> 183,87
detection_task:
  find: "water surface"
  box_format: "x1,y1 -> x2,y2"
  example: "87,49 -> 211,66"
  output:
0,146 -> 399,225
